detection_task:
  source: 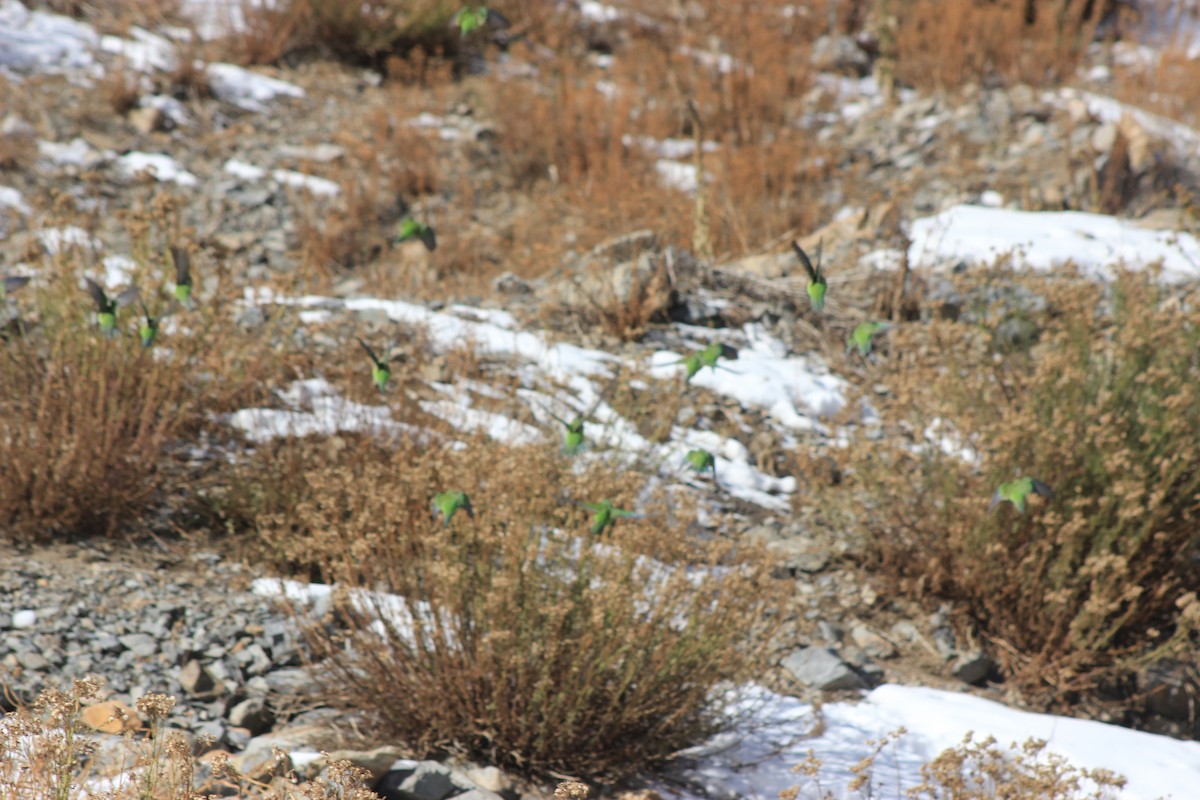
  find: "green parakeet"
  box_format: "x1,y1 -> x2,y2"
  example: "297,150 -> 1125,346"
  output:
396,217 -> 437,252
847,321 -> 891,357
989,477 -> 1055,513
433,491 -> 475,526
581,499 -> 640,537
684,448 -> 717,483
85,278 -> 139,338
792,240 -> 826,312
356,337 -> 392,392
169,245 -> 194,310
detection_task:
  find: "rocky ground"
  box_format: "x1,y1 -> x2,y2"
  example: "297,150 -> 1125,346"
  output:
2,0 -> 1200,797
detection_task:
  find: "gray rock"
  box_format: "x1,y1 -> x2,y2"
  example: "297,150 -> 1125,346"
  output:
392,761 -> 476,800
118,633 -> 158,658
782,647 -> 865,691
17,650 -> 50,671
229,735 -> 290,781
262,666 -> 320,697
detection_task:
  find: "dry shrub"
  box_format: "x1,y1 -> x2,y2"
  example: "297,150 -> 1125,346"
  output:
827,269 -> 1200,707
906,734 -> 1126,798
0,307 -> 197,541
251,436 -> 779,779
225,0 -> 461,68
785,729 -> 1126,799
893,0 -> 1115,90
1112,39 -> 1200,130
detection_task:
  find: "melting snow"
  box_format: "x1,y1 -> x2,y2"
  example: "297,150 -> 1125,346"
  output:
908,204 -> 1200,281
271,169 -> 339,197
115,152 -> 199,187
223,158 -> 267,181
206,62 -> 305,112
0,186 -> 30,215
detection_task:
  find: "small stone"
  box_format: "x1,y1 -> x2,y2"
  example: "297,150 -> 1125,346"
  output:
11,610 -> 36,628
230,736 -> 290,782
118,633 -> 158,658
951,650 -> 995,685
493,272 -> 532,294
782,647 -> 865,692
228,697 -> 274,735
82,701 -> 142,734
224,726 -> 251,750
179,659 -> 223,699
1090,121 -> 1118,154
128,105 -> 163,134
396,761 -> 475,800
850,623 -> 898,660
463,765 -> 512,795
17,650 -> 50,671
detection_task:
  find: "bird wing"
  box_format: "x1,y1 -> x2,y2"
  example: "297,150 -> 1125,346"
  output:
356,337 -> 383,366
987,491 -> 1003,511
791,241 -> 819,282
1031,479 -> 1055,499
170,245 -> 191,286
580,501 -> 603,513
114,287 -> 141,308
84,277 -> 108,310
2,275 -> 31,293
420,227 -> 438,252
612,508 -> 642,519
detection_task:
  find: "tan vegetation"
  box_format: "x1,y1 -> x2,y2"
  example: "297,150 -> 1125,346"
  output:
818,268 -> 1200,708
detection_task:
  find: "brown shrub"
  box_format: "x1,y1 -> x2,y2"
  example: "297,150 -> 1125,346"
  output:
0,305 -> 197,540
892,0 -> 1116,91
819,269 -> 1200,708
247,437 -> 780,779
224,0 -> 461,68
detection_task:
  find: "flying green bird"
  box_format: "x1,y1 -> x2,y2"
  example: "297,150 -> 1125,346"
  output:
1,275 -> 31,300
356,338 -> 392,392
137,301 -> 177,348
684,448 -> 717,484
580,499 -> 641,537
453,5 -> 489,35
792,239 -> 826,312
547,411 -> 586,455
671,342 -> 737,382
847,321 -> 892,357
169,245 -> 194,309
396,217 -> 437,252
432,491 -> 475,526
84,278 -> 139,338
989,477 -> 1055,513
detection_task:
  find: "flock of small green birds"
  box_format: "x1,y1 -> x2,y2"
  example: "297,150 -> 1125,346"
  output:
0,7 -> 1054,539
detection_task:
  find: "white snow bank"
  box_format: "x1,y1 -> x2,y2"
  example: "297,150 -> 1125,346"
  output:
649,323 -> 848,432
228,378 -> 417,443
0,0 -> 97,73
1054,87 -> 1200,159
908,204 -> 1200,282
673,683 -> 1200,800
271,169 -> 339,197
206,62 -> 304,112
115,152 -> 199,187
